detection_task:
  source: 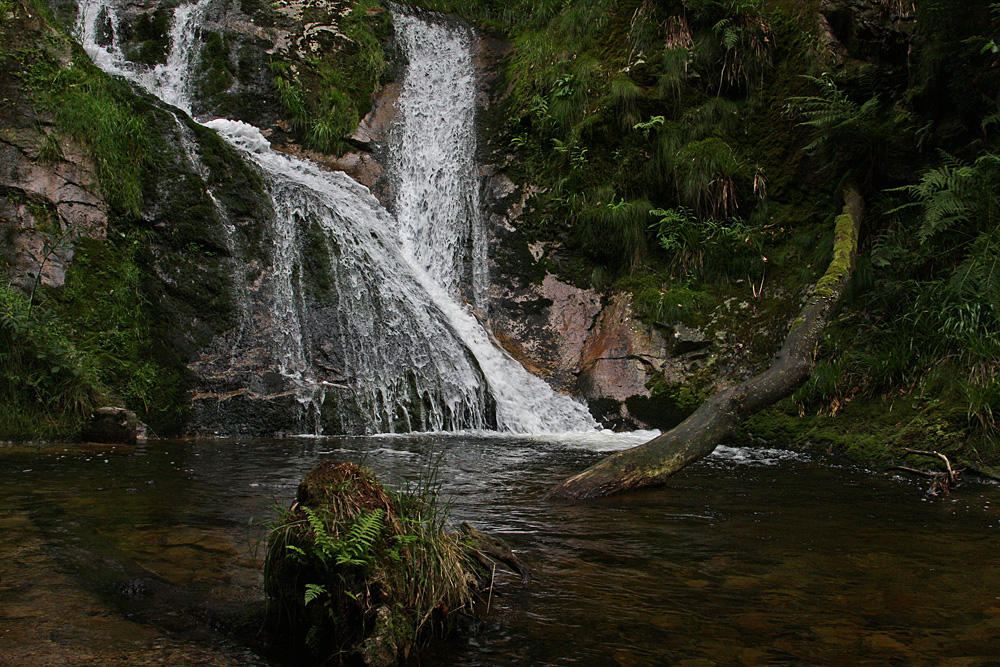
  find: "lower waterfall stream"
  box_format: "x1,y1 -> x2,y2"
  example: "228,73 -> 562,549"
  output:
75,0 -> 604,436
2,437 -> 999,666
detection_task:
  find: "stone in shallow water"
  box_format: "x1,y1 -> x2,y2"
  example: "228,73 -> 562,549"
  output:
80,407 -> 138,445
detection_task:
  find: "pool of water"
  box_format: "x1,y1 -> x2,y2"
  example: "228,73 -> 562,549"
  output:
1,436 -> 998,666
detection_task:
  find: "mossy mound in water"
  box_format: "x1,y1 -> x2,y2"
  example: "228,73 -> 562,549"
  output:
264,461 -> 525,666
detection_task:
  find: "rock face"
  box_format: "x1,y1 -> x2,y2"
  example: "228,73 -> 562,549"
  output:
80,407 -> 139,444
0,128 -> 109,293
484,250 -> 718,430
1,0 -> 778,438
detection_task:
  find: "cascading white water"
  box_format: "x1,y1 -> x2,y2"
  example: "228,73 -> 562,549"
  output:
75,0 -> 210,114
75,0 -> 601,435
390,10 -> 488,310
206,119 -> 496,431
389,8 -> 598,433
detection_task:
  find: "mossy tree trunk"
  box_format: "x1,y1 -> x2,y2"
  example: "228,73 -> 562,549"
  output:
549,185 -> 863,500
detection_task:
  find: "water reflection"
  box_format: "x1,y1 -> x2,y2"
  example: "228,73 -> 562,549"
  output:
1,437 -> 998,666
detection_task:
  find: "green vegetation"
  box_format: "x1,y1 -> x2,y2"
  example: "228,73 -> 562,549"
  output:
400,0 -> 782,317
0,0 -> 185,439
265,462 -> 483,664
60,233 -> 186,430
780,3 -> 1000,466
391,0 -> 1000,464
12,16 -> 154,215
268,0 -> 390,154
121,8 -> 171,66
0,279 -> 106,439
0,223 -> 181,440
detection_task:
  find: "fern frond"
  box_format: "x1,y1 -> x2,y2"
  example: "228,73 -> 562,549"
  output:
336,509 -> 385,567
304,583 -> 327,606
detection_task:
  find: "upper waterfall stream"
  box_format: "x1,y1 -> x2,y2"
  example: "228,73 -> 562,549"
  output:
75,0 -> 619,436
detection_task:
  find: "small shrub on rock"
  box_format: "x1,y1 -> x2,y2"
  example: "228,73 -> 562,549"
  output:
264,461 -> 522,666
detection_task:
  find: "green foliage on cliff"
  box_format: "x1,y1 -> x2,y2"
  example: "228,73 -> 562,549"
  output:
399,0 -> 1000,460
60,233 -> 185,430
268,0 -> 390,154
0,281 -> 106,440
783,3 -> 1000,458
427,0 -> 779,298
0,0 -> 187,439
0,227 -> 180,441
10,1 -> 154,216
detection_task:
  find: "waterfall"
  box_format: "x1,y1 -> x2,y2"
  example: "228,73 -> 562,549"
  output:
74,0 -> 600,435
75,0 -> 210,115
205,118 -> 497,432
388,8 -> 597,433
390,9 -> 488,310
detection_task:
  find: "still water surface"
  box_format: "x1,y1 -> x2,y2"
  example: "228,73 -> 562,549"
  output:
1,436 -> 998,666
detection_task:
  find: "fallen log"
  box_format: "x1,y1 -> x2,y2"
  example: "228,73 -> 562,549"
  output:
549,185 -> 863,500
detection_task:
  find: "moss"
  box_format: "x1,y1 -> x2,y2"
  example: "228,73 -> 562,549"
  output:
267,0 -> 391,155
122,9 -> 171,67
812,210 -> 857,299
59,234 -> 190,435
300,216 -> 335,301
197,31 -> 235,102
743,391 -> 974,468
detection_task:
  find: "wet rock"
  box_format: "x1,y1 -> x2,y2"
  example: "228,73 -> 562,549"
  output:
116,578 -> 148,599
80,407 -> 139,445
578,294 -> 668,403
670,323 -> 711,357
576,294 -> 673,429
326,81 -> 401,197
0,131 -> 108,291
820,0 -> 914,69
351,81 -> 401,147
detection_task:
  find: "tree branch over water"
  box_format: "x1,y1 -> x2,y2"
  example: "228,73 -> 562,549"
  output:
550,184 -> 864,500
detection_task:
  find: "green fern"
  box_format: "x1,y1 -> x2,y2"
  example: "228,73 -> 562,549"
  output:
336,509 -> 385,567
786,73 -> 892,167
888,152 -> 1000,243
304,582 -> 327,606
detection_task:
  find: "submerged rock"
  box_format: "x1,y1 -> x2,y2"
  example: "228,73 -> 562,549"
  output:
80,407 -> 139,445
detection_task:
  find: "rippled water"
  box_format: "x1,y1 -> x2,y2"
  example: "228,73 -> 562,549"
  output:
1,438 -> 999,666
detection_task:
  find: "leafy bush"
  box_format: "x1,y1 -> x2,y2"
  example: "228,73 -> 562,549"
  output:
796,149 -> 1000,442
650,205 -> 764,282
888,151 -> 1000,304
786,73 -> 897,172
0,282 -> 106,439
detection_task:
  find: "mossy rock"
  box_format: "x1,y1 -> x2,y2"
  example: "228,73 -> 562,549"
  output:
265,461 -> 528,665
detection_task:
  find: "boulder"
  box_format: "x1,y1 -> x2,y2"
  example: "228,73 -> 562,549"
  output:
80,407 -> 139,445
